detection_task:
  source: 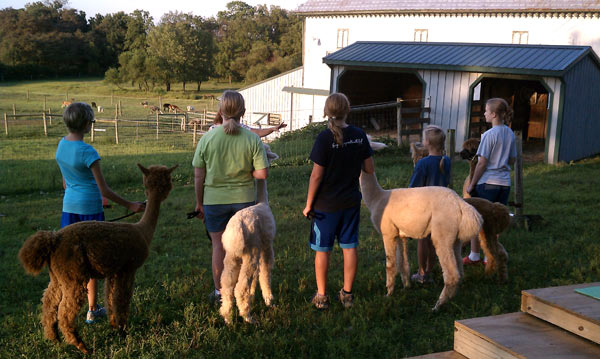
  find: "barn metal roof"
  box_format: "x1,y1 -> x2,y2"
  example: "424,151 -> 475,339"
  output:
296,0 -> 600,14
323,42 -> 600,77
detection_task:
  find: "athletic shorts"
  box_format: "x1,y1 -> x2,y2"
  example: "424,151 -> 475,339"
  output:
60,212 -> 105,229
474,183 -> 510,205
309,204 -> 360,252
203,201 -> 255,232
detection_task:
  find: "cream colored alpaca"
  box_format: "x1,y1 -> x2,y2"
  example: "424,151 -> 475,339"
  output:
219,179 -> 275,324
359,171 -> 483,311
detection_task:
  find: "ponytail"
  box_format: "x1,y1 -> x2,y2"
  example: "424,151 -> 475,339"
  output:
439,157 -> 445,175
223,118 -> 241,135
328,117 -> 344,145
324,93 -> 350,146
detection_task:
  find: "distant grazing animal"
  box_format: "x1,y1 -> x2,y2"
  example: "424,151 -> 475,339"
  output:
186,105 -> 195,112
140,101 -> 149,108
18,164 -> 176,354
168,104 -> 182,113
91,102 -> 97,108
150,106 -> 161,114
97,106 -> 104,113
162,103 -> 171,112
61,100 -> 74,108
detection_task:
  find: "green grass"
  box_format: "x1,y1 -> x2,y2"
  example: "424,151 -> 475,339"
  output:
1,79 -> 600,358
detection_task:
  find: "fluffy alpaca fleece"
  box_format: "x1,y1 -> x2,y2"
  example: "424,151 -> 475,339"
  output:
459,138 -> 481,198
219,179 -> 275,324
463,197 -> 510,281
18,164 -> 176,354
360,171 -> 483,311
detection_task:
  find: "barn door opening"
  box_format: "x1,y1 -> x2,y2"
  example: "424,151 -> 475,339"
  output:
469,77 -> 549,159
337,70 -> 426,140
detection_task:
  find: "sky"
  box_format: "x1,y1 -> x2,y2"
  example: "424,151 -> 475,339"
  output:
1,0 -> 307,21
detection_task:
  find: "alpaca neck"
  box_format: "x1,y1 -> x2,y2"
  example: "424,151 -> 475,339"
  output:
137,192 -> 163,245
256,179 -> 268,205
360,172 -> 385,210
469,157 -> 478,181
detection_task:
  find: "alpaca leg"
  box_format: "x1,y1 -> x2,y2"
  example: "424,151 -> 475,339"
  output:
383,233 -> 399,296
57,282 -> 89,354
432,238 -> 461,312
41,273 -> 62,342
497,241 -> 509,283
234,253 -> 259,323
399,237 -> 410,288
105,276 -> 116,324
111,271 -> 136,333
219,253 -> 241,325
478,230 -> 497,276
454,240 -> 464,280
258,245 -> 274,306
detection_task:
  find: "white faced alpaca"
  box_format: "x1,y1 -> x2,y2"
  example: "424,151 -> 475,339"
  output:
360,171 -> 483,311
219,179 -> 276,324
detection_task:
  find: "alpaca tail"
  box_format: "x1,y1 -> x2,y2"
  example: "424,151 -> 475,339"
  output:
18,231 -> 60,275
457,199 -> 483,242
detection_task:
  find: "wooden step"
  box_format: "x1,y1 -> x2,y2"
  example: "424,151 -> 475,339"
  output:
454,312 -> 600,359
521,282 -> 600,344
406,351 -> 467,358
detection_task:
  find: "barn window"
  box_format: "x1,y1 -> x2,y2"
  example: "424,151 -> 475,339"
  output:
337,29 -> 349,49
414,29 -> 428,42
512,31 -> 529,44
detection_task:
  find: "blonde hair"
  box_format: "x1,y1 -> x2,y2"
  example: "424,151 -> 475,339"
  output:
323,92 -> 350,145
219,90 -> 245,135
423,125 -> 447,175
486,97 -> 514,124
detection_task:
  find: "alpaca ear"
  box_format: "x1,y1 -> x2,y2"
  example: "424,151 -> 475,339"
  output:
137,163 -> 150,175
167,164 -> 178,173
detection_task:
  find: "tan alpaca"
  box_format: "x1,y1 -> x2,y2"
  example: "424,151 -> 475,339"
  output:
359,171 -> 483,311
219,179 -> 275,324
18,164 -> 176,354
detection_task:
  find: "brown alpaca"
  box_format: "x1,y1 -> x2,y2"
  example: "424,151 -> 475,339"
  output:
459,138 -> 480,198
18,164 -> 176,354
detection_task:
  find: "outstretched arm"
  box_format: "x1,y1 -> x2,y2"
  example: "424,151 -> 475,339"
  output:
250,123 -> 287,138
303,163 -> 325,217
91,160 -> 145,212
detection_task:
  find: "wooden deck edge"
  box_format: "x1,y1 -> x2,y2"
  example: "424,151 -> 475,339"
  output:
454,320 -> 526,359
521,291 -> 600,344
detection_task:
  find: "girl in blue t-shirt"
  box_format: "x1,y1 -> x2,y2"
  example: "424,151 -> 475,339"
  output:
56,103 -> 145,323
303,93 -> 374,309
409,125 -> 451,284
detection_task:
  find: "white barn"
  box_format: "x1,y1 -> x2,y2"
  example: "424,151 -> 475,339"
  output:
240,0 -> 600,148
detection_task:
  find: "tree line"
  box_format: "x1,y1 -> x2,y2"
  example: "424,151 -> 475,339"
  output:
0,0 -> 302,90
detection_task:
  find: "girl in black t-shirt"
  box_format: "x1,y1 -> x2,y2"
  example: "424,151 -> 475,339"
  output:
303,93 -> 375,309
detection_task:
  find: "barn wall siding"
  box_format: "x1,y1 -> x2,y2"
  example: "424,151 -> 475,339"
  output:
559,56 -> 600,162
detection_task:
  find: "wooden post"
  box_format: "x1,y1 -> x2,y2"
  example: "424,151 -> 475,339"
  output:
4,113 -> 7,136
42,112 -> 47,136
289,92 -> 294,131
514,130 -> 524,226
12,104 -> 16,116
202,109 -> 206,127
156,112 -> 159,140
396,98 -> 402,146
48,108 -> 52,125
445,129 -> 455,189
91,122 -> 95,142
114,118 -> 119,144
193,122 -> 197,146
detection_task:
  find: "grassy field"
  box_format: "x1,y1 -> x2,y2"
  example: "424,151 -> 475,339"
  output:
1,79 -> 599,358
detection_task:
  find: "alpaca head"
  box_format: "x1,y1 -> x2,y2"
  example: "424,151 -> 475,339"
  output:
460,138 -> 480,160
409,142 -> 428,167
137,164 -> 177,201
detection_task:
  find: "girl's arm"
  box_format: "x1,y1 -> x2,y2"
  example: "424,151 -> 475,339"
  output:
90,160 -> 145,213
194,167 -> 206,220
467,156 -> 488,193
303,163 -> 325,217
362,157 -> 375,174
252,167 -> 268,179
250,123 -> 286,138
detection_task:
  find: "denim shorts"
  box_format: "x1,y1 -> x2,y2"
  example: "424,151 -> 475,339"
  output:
309,204 -> 360,252
61,212 -> 105,229
203,201 -> 255,232
473,183 -> 510,205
